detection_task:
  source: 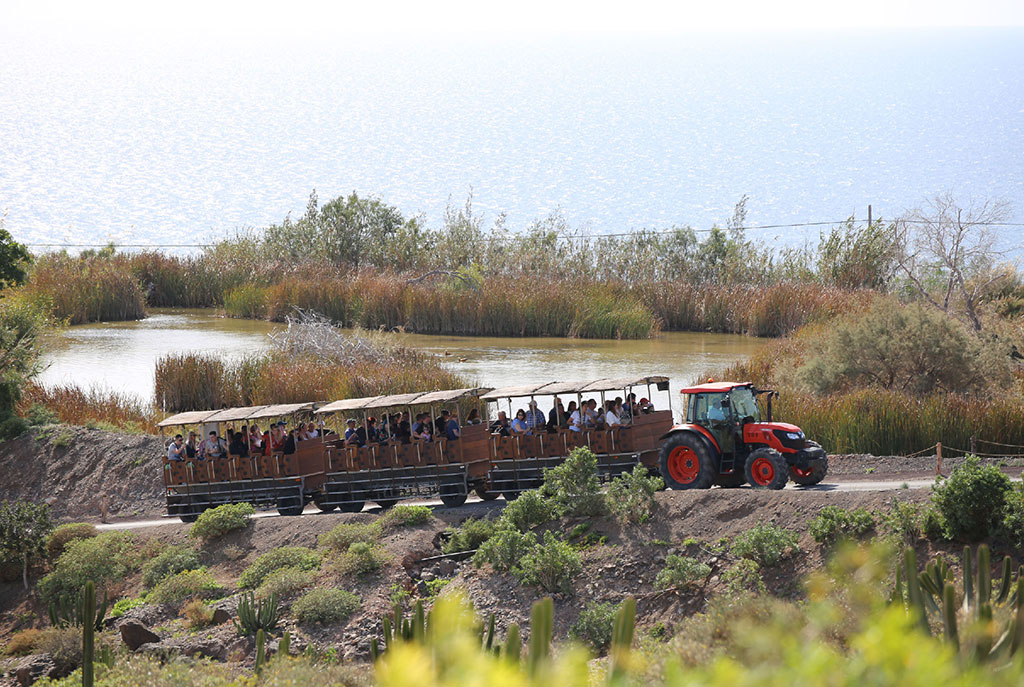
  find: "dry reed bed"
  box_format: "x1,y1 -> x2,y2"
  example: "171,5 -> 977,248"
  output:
19,383 -> 159,433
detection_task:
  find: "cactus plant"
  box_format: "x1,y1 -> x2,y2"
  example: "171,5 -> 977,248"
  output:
49,587 -> 107,631
528,596 -> 553,675
255,629 -> 266,672
278,631 -> 290,660
504,623 -> 521,664
82,581 -> 95,687
610,596 -> 636,681
234,591 -> 279,635
895,544 -> 1024,664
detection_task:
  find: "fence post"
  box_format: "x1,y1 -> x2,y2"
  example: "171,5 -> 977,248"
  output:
970,436 -> 976,455
936,442 -> 942,476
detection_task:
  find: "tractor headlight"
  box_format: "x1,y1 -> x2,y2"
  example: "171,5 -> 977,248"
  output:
785,432 -> 802,441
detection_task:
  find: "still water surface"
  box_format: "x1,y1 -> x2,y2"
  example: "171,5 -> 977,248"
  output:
38,309 -> 765,416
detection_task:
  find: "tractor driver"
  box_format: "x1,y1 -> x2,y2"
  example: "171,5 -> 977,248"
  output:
706,398 -> 728,423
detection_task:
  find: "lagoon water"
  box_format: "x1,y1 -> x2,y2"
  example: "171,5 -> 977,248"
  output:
37,310 -> 765,416
1,28 -> 1022,248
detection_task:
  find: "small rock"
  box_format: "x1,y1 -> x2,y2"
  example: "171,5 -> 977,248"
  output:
120,620 -> 160,651
212,608 -> 231,625
422,572 -> 436,582
438,559 -> 456,576
416,581 -> 429,595
181,638 -> 226,660
13,654 -> 56,686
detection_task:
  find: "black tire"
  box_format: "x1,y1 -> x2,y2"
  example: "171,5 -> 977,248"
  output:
440,492 -> 468,508
179,512 -> 199,523
276,494 -> 305,516
502,491 -> 520,502
745,448 -> 788,490
312,494 -> 336,513
338,500 -> 365,513
474,486 -> 500,501
715,471 -> 747,488
658,432 -> 717,490
376,498 -> 399,510
790,456 -> 828,487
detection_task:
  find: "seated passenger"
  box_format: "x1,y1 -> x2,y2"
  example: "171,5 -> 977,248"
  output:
568,404 -> 583,432
444,410 -> 460,440
583,400 -> 599,428
283,429 -> 297,455
489,411 -> 510,436
434,413 -> 446,437
621,394 -> 636,422
420,419 -> 433,443
248,425 -> 263,452
604,400 -> 621,427
185,431 -> 199,459
465,408 -> 481,425
306,422 -> 319,439
525,400 -> 545,433
640,397 -> 654,414
367,416 -> 382,444
201,430 -> 225,460
167,434 -> 186,461
229,431 -> 249,458
344,418 -> 362,446
411,413 -> 427,441
511,409 -> 529,434
397,412 -> 411,444
547,397 -> 566,432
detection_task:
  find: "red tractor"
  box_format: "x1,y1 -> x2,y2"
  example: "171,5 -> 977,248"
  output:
657,381 -> 827,490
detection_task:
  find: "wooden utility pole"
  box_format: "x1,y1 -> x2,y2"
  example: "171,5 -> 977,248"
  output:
867,204 -> 872,226
936,442 -> 943,476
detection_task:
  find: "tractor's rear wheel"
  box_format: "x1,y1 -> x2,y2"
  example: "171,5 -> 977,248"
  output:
745,448 -> 788,490
790,456 -> 828,486
658,433 -> 716,490
715,472 -> 747,488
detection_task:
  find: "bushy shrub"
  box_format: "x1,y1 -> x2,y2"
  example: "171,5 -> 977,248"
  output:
513,531 -> 581,593
569,601 -> 617,652
45,522 -> 97,560
141,544 -> 200,590
474,527 -> 537,572
730,523 -> 799,566
37,531 -> 136,602
721,559 -> 766,595
380,505 -> 433,530
35,626 -> 81,674
883,501 -> 923,544
291,588 -> 361,625
655,555 -> 711,590
796,300 -> 1011,395
318,521 -> 382,552
1001,488 -> 1024,549
442,518 -> 498,554
256,566 -> 315,599
109,597 -> 146,619
3,628 -> 41,656
238,547 -> 321,589
25,403 -> 59,426
923,506 -> 946,541
605,466 -> 663,524
499,490 -> 555,532
809,506 -> 876,546
0,416 -> 28,440
541,447 -> 606,516
932,456 -> 1011,541
189,502 -> 255,540
181,598 -> 215,629
147,568 -> 225,605
332,542 -> 390,577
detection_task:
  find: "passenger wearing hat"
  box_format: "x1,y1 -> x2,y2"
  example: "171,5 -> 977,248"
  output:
524,399 -> 545,433
639,398 -> 654,414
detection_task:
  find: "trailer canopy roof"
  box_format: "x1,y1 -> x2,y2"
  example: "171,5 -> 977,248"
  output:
316,396 -> 383,414
246,402 -> 319,419
414,387 -> 492,405
204,405 -> 269,423
316,387 -> 493,415
481,376 -> 670,400
157,410 -> 219,427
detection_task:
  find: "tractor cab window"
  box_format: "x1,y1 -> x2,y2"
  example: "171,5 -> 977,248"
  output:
692,393 -> 730,424
729,387 -> 761,423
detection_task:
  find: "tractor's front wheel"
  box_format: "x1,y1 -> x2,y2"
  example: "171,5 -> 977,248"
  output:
745,448 -> 788,490
658,433 -> 717,490
790,455 -> 828,486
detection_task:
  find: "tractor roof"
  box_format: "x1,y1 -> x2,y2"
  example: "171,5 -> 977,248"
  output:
677,381 -> 751,394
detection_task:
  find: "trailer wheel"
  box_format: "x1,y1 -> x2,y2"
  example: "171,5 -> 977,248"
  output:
474,486 -> 500,501
439,483 -> 468,508
376,498 -> 399,510
276,494 -> 305,516
338,501 -> 365,513
658,433 -> 716,489
502,490 -> 520,502
745,448 -> 788,490
179,512 -> 199,523
312,494 -> 336,513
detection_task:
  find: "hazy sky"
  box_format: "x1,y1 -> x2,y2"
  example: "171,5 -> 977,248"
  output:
6,0 -> 1024,35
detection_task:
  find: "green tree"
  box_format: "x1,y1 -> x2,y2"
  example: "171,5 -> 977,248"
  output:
0,216 -> 32,289
0,500 -> 54,589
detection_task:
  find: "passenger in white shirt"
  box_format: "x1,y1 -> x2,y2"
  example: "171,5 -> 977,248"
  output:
604,400 -> 621,427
